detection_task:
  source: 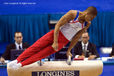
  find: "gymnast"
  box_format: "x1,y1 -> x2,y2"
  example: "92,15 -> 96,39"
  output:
8,6 -> 97,69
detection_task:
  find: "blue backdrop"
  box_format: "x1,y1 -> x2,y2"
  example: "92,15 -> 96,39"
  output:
89,12 -> 114,47
0,12 -> 114,46
0,14 -> 49,44
0,0 -> 114,47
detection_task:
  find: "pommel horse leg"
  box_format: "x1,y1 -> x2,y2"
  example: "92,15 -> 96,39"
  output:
37,60 -> 43,66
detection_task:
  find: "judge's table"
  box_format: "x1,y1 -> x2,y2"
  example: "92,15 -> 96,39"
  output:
7,60 -> 103,76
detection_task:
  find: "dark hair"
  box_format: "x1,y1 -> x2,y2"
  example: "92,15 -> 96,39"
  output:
14,32 -> 22,37
86,6 -> 97,16
82,31 -> 89,36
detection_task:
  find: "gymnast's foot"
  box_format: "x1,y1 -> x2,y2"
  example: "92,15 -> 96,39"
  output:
12,63 -> 22,70
7,60 -> 18,68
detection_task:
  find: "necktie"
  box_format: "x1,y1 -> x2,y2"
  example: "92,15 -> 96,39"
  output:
19,45 -> 21,49
83,44 -> 86,56
84,44 -> 86,51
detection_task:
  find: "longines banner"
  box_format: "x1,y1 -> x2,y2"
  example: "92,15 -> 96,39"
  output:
32,70 -> 79,76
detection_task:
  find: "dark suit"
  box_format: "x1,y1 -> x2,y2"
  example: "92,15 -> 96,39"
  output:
110,45 -> 114,57
2,42 -> 29,60
74,41 -> 99,58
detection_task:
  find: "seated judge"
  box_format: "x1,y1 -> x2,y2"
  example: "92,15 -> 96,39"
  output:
0,32 -> 29,63
74,32 -> 99,60
110,45 -> 114,57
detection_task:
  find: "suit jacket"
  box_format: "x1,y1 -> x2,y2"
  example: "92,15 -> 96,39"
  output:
74,41 -> 99,58
110,45 -> 114,56
2,42 -> 29,60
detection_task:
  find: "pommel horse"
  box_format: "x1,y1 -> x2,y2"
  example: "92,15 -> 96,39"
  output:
7,57 -> 103,76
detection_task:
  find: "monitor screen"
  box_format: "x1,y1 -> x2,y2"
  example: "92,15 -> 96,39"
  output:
10,49 -> 24,60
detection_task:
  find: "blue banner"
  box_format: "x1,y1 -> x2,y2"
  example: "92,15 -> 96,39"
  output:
0,0 -> 114,15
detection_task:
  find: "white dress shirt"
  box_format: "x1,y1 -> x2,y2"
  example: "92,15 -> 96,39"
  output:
75,42 -> 89,58
15,42 -> 23,50
81,42 -> 89,51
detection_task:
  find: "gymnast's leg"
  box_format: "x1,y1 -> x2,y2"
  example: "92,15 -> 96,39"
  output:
11,31 -> 69,69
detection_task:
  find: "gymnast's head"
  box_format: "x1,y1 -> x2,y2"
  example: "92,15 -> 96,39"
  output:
84,6 -> 97,22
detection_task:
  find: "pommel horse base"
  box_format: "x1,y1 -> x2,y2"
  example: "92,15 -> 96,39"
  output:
7,61 -> 103,76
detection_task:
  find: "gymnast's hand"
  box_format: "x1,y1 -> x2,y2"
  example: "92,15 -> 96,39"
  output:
67,51 -> 73,57
52,42 -> 58,51
0,57 -> 5,63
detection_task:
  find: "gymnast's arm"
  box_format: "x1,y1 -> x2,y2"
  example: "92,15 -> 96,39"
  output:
52,10 -> 77,51
66,22 -> 91,57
